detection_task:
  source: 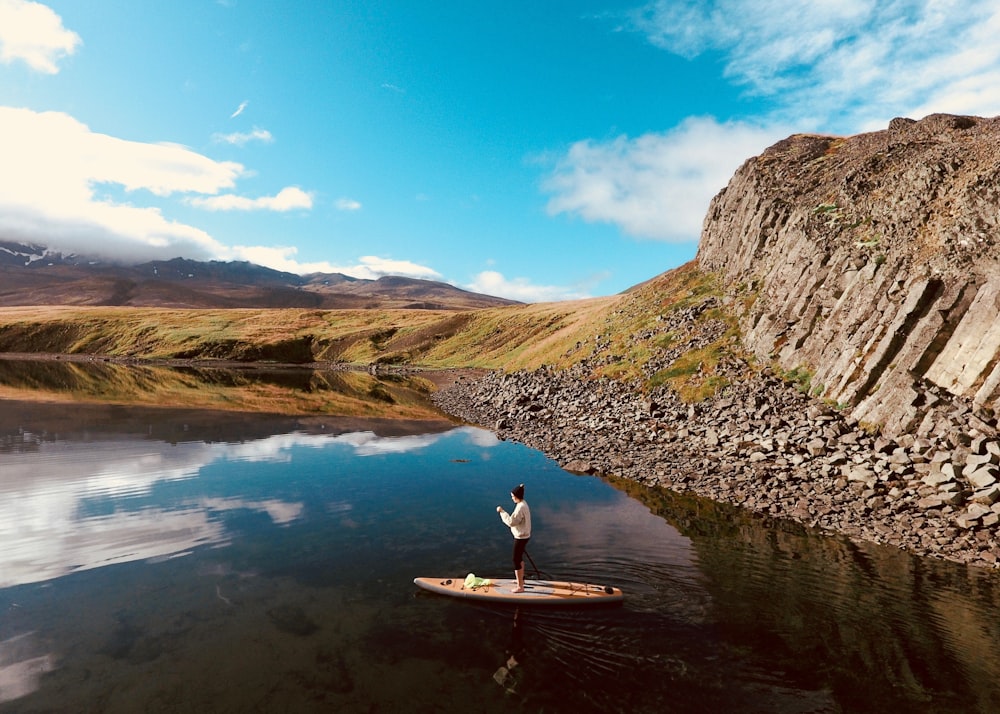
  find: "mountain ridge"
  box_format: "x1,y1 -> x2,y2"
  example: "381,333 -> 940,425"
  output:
0,241 -> 518,310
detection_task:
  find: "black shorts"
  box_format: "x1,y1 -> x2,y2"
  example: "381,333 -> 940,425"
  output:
512,537 -> 530,569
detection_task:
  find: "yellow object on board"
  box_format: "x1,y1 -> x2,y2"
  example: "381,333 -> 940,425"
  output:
464,573 -> 492,589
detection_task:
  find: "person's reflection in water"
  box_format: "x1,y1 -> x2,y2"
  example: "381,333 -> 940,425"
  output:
492,608 -> 526,694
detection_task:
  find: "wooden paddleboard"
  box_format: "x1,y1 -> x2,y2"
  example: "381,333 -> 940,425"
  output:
413,576 -> 623,606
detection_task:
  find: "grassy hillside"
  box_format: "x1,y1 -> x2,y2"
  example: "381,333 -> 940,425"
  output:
0,262 -> 745,398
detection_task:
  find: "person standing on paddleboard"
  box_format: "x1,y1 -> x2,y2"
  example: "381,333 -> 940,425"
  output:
497,483 -> 531,593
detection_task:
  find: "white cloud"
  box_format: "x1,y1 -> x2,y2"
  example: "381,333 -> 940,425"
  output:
0,106 -> 242,261
543,116 -> 785,242
0,0 -> 80,74
335,197 -> 362,211
213,127 -> 273,146
465,270 -> 590,303
348,255 -> 441,280
226,246 -> 442,279
629,0 -> 1000,130
227,245 -> 334,273
0,106 -> 326,266
188,186 -> 313,212
548,1 -> 1000,244
230,99 -> 249,118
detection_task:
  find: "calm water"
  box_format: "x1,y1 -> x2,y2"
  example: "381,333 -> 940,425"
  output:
2,385 -> 1000,712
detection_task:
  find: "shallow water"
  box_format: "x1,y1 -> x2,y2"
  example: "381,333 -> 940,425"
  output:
1,395 -> 1000,713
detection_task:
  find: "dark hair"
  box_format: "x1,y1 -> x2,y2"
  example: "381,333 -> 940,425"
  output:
511,483 -> 525,500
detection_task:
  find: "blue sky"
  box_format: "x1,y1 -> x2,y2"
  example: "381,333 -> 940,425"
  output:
2,1 -> 999,302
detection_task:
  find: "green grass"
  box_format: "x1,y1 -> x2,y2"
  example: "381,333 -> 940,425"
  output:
782,365 -> 814,394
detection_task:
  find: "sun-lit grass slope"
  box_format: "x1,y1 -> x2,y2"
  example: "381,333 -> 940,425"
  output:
366,295 -> 621,369
0,262 -> 747,399
0,299 -> 626,369
404,262 -> 746,397
0,306 -> 451,362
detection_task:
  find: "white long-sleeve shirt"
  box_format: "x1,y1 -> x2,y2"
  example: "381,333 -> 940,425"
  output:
499,500 -> 531,539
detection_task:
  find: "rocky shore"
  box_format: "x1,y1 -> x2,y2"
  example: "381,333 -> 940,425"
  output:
433,365 -> 1000,569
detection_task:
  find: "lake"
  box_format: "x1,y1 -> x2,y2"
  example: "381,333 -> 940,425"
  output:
2,362 -> 1000,713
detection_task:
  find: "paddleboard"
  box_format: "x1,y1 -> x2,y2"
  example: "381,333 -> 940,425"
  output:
413,576 -> 623,606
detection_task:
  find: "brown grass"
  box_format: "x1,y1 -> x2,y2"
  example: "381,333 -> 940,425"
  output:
0,262 -> 750,402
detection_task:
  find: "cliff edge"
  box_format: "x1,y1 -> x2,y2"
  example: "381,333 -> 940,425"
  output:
699,113 -> 1000,439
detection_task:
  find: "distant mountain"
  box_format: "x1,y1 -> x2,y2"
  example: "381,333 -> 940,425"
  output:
0,241 -> 519,310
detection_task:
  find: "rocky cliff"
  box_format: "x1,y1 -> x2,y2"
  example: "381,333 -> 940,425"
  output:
698,113 -> 1000,439
432,114 -> 1000,569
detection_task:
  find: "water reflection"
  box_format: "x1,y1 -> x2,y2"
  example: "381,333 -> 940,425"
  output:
0,634 -> 55,706
0,356 -> 448,418
611,477 -> 1000,713
0,399 -> 458,590
3,393 -> 1000,711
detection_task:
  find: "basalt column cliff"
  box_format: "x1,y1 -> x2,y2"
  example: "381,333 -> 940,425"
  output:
699,113 -> 1000,439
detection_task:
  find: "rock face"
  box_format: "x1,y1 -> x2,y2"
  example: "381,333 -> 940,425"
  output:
698,114 -> 1000,438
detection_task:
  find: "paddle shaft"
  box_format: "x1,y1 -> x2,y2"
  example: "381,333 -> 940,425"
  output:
523,548 -> 547,579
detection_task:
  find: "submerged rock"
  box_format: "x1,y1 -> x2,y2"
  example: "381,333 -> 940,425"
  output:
267,605 -> 319,637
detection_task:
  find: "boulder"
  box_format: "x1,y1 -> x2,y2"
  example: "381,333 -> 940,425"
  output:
940,491 -> 965,507
967,467 -> 998,489
968,503 -> 993,519
966,452 -> 998,469
955,513 -> 981,530
917,496 -> 944,510
806,438 -> 827,456
970,486 -> 1000,505
922,472 -> 955,488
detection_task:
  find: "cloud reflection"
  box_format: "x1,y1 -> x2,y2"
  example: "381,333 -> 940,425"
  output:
335,431 -> 447,456
0,426 -> 484,588
199,497 -> 304,526
0,634 -> 55,705
219,426 -> 495,461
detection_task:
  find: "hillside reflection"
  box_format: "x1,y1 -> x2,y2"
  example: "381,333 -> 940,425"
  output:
610,476 -> 1000,713
0,357 -> 450,419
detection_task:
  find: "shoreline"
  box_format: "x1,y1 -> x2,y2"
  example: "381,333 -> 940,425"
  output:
8,349 -> 1000,570
432,366 -> 1000,571
0,350 -> 483,391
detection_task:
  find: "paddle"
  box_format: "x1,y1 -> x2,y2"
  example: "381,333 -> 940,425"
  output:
523,549 -> 551,580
